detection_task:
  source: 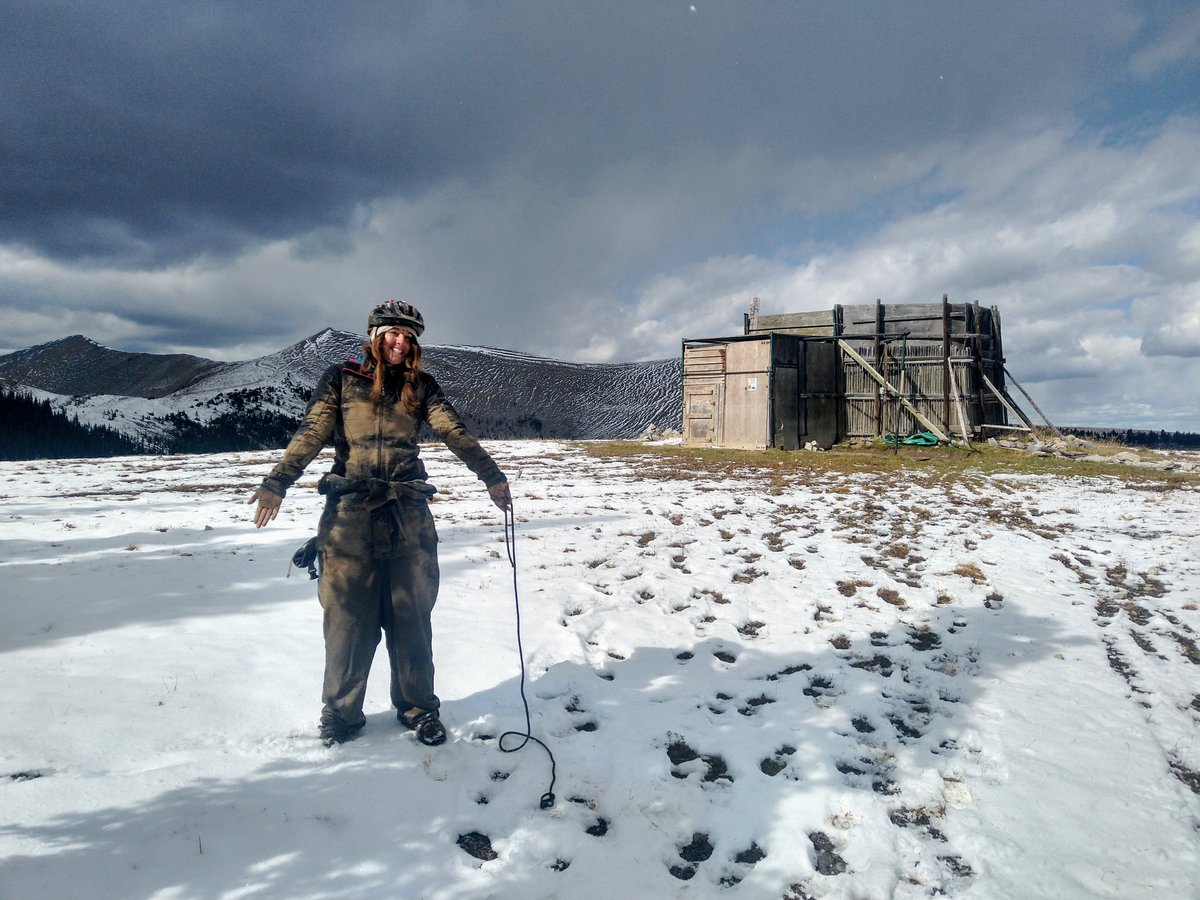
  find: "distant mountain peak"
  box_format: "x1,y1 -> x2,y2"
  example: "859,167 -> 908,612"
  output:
0,334 -> 226,398
47,334 -> 102,349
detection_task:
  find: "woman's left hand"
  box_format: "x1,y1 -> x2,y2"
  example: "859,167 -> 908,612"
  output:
487,481 -> 512,511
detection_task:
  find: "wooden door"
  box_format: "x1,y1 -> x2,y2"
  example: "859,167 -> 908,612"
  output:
683,381 -> 723,446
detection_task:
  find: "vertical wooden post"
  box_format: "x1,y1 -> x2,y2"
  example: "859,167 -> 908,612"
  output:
881,340 -> 890,439
833,304 -> 845,440
941,294 -> 951,438
873,298 -> 883,439
992,304 -> 1006,398
971,301 -> 988,437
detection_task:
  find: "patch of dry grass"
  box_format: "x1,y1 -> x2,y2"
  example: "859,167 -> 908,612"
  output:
952,563 -> 988,584
582,441 -> 1200,488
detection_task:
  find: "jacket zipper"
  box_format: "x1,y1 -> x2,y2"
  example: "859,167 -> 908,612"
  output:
375,394 -> 384,479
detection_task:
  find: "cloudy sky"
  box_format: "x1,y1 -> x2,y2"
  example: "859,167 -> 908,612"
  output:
2,1 -> 1198,429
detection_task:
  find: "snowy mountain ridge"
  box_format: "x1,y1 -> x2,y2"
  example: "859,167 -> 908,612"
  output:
0,329 -> 683,448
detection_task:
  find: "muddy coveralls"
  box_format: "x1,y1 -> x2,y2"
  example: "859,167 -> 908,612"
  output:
259,357 -> 506,731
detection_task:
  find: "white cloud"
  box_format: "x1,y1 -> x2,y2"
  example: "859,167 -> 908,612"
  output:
1139,288 -> 1200,357
4,105 -> 1199,428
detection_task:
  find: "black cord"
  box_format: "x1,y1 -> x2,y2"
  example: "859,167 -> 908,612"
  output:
496,500 -> 557,810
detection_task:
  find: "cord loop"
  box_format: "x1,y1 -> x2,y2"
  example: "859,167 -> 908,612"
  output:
497,500 -> 557,809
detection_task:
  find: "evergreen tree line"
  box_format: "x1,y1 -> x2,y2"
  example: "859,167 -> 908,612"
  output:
159,409 -> 299,454
1061,426 -> 1200,451
0,384 -> 150,459
0,384 -> 301,460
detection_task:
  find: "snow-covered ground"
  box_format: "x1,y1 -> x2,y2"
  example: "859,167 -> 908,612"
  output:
1,441 -> 1197,899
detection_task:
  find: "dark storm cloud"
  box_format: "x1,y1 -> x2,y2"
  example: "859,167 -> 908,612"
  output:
5,0 -> 1199,429
1,0 -> 1136,268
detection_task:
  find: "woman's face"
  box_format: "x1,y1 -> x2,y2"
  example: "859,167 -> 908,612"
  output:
380,328 -> 413,366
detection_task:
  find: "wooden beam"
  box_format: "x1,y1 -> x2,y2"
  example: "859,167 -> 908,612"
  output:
1002,366 -> 1064,439
837,339 -> 950,442
979,369 -> 1039,441
948,359 -> 973,445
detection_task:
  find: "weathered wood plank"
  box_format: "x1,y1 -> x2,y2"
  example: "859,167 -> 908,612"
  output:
837,340 -> 949,442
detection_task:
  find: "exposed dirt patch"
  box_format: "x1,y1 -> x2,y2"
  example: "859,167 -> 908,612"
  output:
765,663 -> 812,681
733,567 -> 765,583
849,654 -> 894,676
738,620 -> 767,637
760,757 -> 787,776
739,694 -> 776,716
982,504 -> 1072,540
1166,631 -> 1200,665
1104,638 -> 1147,693
678,832 -> 714,862
808,832 -> 847,876
804,675 -> 836,699
888,804 -> 948,842
888,714 -> 923,741
667,737 -> 732,783
457,831 -> 498,861
1130,631 -> 1158,655
693,586 -> 729,604
1052,552 -> 1097,584
735,842 -> 767,864
907,628 -> 942,651
1171,758 -> 1200,794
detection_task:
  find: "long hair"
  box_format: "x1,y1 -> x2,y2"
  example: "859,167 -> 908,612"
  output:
365,332 -> 422,414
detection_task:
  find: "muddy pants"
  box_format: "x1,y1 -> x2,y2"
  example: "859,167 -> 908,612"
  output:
316,494 -> 440,729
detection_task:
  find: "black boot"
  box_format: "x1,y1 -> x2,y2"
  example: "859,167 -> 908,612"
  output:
319,711 -> 364,747
399,708 -> 447,746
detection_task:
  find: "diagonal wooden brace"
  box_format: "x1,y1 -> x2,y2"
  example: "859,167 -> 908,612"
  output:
837,340 -> 950,443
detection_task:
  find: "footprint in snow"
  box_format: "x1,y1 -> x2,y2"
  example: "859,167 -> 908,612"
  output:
667,736 -> 733,783
719,842 -> 768,886
667,831 -> 713,881
759,744 -> 796,777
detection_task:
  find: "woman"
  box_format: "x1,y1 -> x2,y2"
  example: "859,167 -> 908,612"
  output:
250,300 -> 511,747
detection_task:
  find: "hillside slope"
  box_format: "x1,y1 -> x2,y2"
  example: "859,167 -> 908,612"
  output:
0,335 -> 227,398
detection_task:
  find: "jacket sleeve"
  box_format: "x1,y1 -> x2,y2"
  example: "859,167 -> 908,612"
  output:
259,364 -> 342,497
420,373 -> 507,486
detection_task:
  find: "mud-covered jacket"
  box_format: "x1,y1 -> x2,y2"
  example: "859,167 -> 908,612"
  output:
259,357 -> 505,498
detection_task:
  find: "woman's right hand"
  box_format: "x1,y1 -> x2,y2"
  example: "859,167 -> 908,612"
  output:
487,481 -> 512,512
249,488 -> 283,528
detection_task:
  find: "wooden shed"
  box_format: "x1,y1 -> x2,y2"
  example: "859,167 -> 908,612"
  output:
682,333 -> 839,450
683,297 -> 1050,449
